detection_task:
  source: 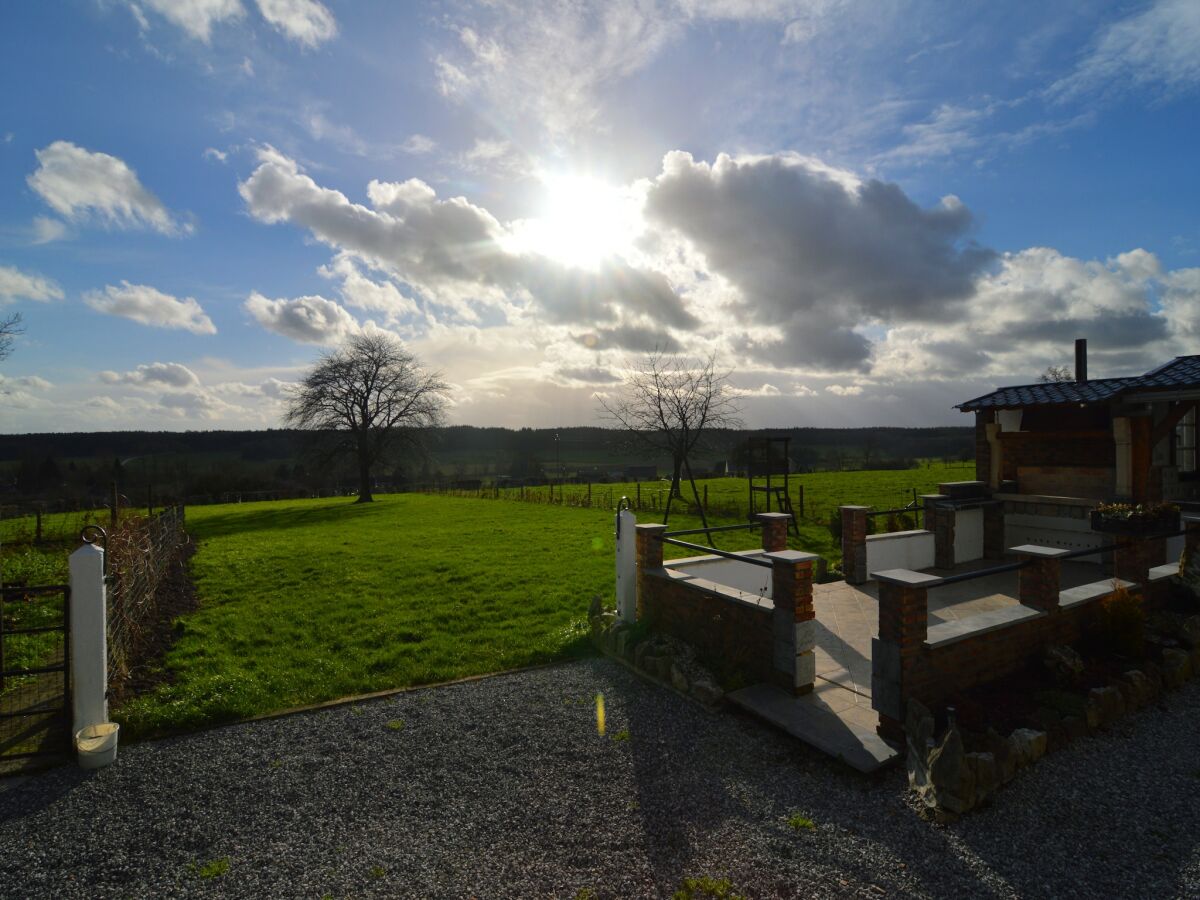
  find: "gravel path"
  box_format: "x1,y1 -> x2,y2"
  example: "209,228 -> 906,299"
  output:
1,657 -> 1198,899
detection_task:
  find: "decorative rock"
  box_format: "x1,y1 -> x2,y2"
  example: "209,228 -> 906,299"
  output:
1088,686 -> 1122,728
588,594 -> 603,619
1162,648 -> 1193,687
905,700 -> 935,793
984,728 -> 1017,783
654,655 -> 674,682
670,664 -> 689,693
1180,615 -> 1200,650
1043,644 -> 1085,685
926,721 -> 971,813
1123,670 -> 1154,707
965,752 -> 997,806
690,678 -> 723,706
1114,678 -> 1138,714
634,641 -> 652,670
1009,729 -> 1048,767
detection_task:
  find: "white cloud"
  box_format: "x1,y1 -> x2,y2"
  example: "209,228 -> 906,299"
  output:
827,384 -> 863,396
84,281 -> 217,335
401,134 -> 436,155
31,215 -> 68,244
203,147 -> 228,163
243,290 -> 360,344
1049,0 -> 1200,103
644,150 -> 992,370
100,362 -> 203,390
27,141 -> 190,235
138,0 -> 245,43
254,0 -> 336,48
318,255 -> 421,321
238,147 -> 696,331
0,264 -> 63,303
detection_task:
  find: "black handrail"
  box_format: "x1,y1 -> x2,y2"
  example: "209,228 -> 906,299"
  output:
661,522 -> 761,538
658,536 -> 774,568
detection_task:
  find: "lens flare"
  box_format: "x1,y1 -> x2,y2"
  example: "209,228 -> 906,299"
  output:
595,692 -> 606,736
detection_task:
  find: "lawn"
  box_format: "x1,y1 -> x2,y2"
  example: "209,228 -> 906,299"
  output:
40,461 -> 973,737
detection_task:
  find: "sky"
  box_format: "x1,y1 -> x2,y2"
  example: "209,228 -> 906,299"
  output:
1,0 -> 1199,433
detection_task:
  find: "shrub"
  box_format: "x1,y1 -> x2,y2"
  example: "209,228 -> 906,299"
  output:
1097,582 -> 1145,659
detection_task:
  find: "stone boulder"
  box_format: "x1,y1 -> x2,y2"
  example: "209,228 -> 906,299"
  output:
670,664 -> 689,693
983,727 -> 1017,783
690,677 -> 723,706
1009,729 -> 1048,767
905,700 -> 936,793
965,752 -> 997,806
1162,648 -> 1193,687
1043,644 -> 1085,685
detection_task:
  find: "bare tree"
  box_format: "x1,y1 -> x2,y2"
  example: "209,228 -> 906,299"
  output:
1038,365 -> 1074,383
599,351 -> 742,529
285,332 -> 450,503
0,312 -> 23,362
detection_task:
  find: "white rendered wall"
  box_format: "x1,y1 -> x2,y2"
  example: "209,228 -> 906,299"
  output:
1005,513 -> 1104,563
954,508 -> 985,563
664,554 -> 772,598
866,530 -> 935,575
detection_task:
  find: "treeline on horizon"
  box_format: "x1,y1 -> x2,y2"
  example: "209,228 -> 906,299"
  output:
0,425 -> 973,506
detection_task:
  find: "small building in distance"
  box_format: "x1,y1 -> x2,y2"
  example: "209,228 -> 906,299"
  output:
957,341 -> 1199,505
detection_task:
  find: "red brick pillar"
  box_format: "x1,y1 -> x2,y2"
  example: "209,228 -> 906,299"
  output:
840,506 -> 869,584
922,494 -> 954,569
873,569 -> 937,743
1013,545 -> 1067,611
635,524 -> 668,621
767,550 -> 819,695
1113,536 -> 1165,585
756,512 -> 791,553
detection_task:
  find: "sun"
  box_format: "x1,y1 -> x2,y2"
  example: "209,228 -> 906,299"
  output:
515,173 -> 637,269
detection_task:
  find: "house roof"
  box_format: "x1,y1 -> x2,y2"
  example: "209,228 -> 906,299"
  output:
957,355 -> 1200,412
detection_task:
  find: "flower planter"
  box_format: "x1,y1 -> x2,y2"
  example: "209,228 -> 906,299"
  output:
1090,508 -> 1181,537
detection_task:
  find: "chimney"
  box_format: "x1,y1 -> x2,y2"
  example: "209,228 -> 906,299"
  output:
1075,338 -> 1088,384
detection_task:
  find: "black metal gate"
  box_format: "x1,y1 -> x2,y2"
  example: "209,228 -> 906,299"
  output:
0,583 -> 72,771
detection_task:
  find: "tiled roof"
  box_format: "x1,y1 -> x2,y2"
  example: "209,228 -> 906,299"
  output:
957,355 -> 1200,411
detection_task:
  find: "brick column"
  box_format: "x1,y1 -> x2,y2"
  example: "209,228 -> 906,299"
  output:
756,512 -> 791,553
1012,544 -> 1067,612
767,550 -> 819,695
872,569 -> 937,743
922,494 -> 954,569
840,505 -> 869,585
1112,535 -> 1165,585
983,500 -> 1005,560
634,524 -> 668,621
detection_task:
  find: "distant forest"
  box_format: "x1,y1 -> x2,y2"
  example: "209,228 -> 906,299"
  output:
0,425 -> 972,506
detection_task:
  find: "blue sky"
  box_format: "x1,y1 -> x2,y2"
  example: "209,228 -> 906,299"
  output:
2,0 -> 1199,431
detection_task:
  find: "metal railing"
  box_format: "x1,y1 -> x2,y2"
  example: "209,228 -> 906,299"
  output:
657,534 -> 775,569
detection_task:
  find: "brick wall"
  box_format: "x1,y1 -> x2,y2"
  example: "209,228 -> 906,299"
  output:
640,571 -> 775,683
998,431 -> 1115,482
975,411 -> 993,484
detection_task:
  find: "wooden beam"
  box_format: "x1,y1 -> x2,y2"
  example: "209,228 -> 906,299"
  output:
1150,400 -> 1198,450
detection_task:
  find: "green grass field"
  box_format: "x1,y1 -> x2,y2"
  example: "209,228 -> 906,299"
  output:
2,462 -> 972,736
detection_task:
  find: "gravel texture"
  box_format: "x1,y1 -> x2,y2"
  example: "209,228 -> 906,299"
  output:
2,657 -> 1199,898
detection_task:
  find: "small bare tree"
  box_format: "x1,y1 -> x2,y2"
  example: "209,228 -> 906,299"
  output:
285,332 -> 450,503
599,351 -> 742,529
0,312 -> 23,363
1038,365 -> 1074,383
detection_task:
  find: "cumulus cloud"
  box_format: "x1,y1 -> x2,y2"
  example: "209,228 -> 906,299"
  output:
318,255 -> 420,320
27,141 -> 190,235
0,373 -> 53,409
644,150 -> 993,370
84,281 -> 217,334
0,264 -> 63,303
100,362 -> 202,390
138,0 -> 245,43
243,290 -> 360,344
826,384 -> 863,396
255,0 -> 336,47
401,134 -> 436,155
238,147 -> 697,331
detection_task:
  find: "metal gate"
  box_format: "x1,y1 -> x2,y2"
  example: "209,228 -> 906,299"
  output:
0,583 -> 72,770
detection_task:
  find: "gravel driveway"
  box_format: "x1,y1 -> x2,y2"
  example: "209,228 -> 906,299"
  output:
2,657 -> 1198,898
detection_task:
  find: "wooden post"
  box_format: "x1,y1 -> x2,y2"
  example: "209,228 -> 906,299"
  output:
110,480 -> 118,529
636,482 -> 641,509
798,484 -> 805,518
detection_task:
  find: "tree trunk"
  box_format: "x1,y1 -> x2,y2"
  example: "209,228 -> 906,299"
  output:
356,440 -> 374,503
671,455 -> 684,499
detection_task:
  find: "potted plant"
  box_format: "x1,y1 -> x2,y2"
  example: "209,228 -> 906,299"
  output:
1090,501 -> 1181,536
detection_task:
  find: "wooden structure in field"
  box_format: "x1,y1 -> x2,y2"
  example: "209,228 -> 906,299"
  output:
746,436 -> 799,535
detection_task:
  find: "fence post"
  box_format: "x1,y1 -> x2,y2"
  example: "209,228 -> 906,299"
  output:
766,550 -> 819,695
69,542 -> 108,736
635,524 -> 668,621
615,508 -> 638,622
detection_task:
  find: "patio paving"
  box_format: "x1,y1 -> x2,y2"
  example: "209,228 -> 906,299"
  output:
730,559 -> 1106,773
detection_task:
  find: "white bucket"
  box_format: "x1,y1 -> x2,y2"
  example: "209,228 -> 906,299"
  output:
75,722 -> 119,769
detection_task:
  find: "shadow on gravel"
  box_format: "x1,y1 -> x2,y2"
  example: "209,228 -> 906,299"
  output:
0,766 -> 94,824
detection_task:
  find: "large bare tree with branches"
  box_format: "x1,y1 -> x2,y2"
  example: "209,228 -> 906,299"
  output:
285,332 -> 450,503
599,351 -> 742,529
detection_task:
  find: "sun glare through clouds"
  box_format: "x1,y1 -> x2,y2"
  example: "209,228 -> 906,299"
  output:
512,173 -> 639,269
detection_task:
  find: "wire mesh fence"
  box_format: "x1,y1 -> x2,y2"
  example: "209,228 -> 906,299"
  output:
106,505 -> 188,701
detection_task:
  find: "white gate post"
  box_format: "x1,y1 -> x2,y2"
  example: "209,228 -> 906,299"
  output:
69,543 -> 108,733
615,507 -> 637,623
